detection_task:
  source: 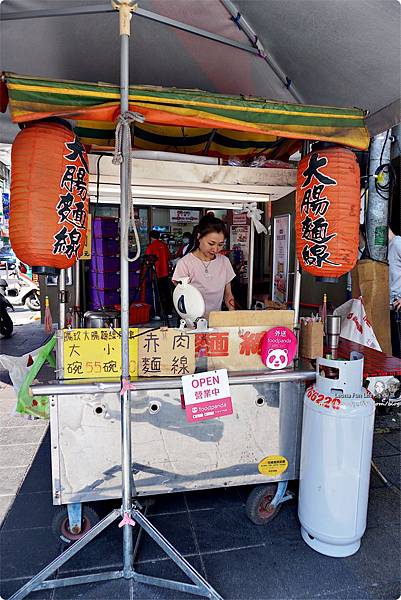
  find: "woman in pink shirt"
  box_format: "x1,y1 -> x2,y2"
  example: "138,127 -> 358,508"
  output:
172,215 -> 236,317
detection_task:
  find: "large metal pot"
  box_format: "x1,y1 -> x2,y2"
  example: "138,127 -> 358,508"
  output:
83,310 -> 120,329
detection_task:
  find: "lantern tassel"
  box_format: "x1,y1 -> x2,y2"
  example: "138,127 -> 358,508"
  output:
44,296 -> 53,334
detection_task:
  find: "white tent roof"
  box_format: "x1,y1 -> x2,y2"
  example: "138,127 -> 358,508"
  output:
1,0 -> 400,143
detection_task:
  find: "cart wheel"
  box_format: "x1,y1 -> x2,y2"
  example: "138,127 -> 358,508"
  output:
52,506 -> 100,544
245,484 -> 282,525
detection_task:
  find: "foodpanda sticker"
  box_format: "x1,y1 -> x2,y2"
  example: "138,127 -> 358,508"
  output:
261,327 -> 297,370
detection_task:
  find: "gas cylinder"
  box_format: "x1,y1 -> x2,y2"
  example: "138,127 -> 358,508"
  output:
298,353 -> 375,557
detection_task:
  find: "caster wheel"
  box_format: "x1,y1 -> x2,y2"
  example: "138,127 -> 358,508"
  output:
245,484 -> 282,525
52,506 -> 100,544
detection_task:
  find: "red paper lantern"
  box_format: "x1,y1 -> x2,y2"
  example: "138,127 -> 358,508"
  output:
295,146 -> 360,278
10,119 -> 89,273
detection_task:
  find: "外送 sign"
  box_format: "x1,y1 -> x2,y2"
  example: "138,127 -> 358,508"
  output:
182,368 -> 233,423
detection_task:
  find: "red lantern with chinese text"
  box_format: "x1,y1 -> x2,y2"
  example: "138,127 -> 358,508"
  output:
10,119 -> 89,274
295,146 -> 360,279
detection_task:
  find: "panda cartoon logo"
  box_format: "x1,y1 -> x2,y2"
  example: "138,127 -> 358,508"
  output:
266,348 -> 289,370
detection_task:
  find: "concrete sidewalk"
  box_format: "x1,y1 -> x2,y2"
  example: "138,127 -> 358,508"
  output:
0,320 -> 52,525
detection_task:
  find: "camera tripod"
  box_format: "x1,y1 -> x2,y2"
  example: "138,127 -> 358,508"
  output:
132,255 -> 170,326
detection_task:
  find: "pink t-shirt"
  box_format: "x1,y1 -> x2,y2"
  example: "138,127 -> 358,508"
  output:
172,252 -> 236,317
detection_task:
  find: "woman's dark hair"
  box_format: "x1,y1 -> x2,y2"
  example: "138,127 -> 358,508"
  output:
194,215 -> 227,248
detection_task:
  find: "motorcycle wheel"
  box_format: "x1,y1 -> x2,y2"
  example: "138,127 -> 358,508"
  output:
25,292 -> 41,311
0,311 -> 13,337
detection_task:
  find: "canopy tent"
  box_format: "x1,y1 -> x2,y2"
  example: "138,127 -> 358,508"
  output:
2,72 -> 369,158
0,0 -> 400,147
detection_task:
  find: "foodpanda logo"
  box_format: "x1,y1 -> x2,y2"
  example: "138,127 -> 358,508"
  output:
192,407 -> 198,413
266,348 -> 289,370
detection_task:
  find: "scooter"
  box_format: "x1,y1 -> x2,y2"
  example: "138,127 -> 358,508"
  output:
0,288 -> 14,337
0,263 -> 41,311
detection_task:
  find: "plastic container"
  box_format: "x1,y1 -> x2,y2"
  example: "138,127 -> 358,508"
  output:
298,354 -> 375,557
129,302 -> 151,325
92,217 -> 119,237
90,255 -> 120,272
89,270 -> 120,289
91,237 -> 120,255
88,288 -> 121,309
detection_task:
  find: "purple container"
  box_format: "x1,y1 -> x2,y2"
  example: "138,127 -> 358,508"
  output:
90,255 -> 120,272
92,217 -> 119,237
92,237 -> 120,255
89,270 -> 120,289
89,288 -> 121,309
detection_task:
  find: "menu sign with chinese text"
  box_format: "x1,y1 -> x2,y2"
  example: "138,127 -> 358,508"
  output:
63,328 -> 138,379
272,214 -> 290,303
138,328 -> 195,377
170,209 -> 199,224
182,369 -> 233,422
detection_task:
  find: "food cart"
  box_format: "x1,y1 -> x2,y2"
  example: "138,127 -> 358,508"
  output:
2,3 -> 374,593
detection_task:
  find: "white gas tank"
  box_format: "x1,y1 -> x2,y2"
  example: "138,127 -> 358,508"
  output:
298,353 -> 375,557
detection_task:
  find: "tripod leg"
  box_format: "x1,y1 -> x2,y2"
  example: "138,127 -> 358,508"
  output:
152,267 -> 169,326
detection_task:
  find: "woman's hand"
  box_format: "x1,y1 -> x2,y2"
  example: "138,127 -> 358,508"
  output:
224,283 -> 235,311
393,297 -> 401,312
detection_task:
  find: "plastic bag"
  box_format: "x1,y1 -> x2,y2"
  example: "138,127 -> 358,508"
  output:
0,335 -> 56,419
333,296 -> 381,350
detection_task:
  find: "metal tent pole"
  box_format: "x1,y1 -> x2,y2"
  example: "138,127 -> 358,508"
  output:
247,219 -> 255,308
58,269 -> 66,329
292,141 -> 310,330
116,0 -> 135,574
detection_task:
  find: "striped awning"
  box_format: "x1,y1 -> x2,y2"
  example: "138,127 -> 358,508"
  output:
3,73 -> 370,158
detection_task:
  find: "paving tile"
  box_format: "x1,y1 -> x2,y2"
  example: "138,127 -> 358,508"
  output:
185,486 -> 242,511
189,505 -> 264,554
0,466 -> 28,496
254,499 -> 302,545
133,555 -> 208,599
0,442 -> 38,468
54,574 -> 130,599
0,526 -> 61,580
320,581 -> 401,599
135,511 -> 198,563
19,444 -> 52,494
366,487 -> 401,529
385,431 -> 401,451
2,491 -> 55,530
268,539 -> 357,598
369,469 -> 386,489
59,518 -> 123,575
374,455 -> 401,489
0,425 -> 46,445
0,392 -> 17,412
0,494 -> 14,525
0,577 -> 53,599
372,433 -> 400,457
147,491 -> 187,516
0,414 -> 46,428
341,526 -> 400,589
202,545 -> 287,599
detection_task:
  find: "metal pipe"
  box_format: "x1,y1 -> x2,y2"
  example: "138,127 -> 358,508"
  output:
58,269 -> 66,329
292,141 -> 310,329
292,256 -> 301,328
366,129 -> 392,261
31,369 -> 316,396
247,219 -> 255,309
116,0 -> 135,575
219,0 -> 303,103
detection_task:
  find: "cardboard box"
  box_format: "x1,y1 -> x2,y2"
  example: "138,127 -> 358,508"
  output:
300,321 -> 324,359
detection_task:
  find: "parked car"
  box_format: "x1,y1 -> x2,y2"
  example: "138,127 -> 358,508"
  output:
0,246 -> 16,270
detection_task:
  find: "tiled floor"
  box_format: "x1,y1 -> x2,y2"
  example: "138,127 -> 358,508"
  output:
0,424 -> 400,600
